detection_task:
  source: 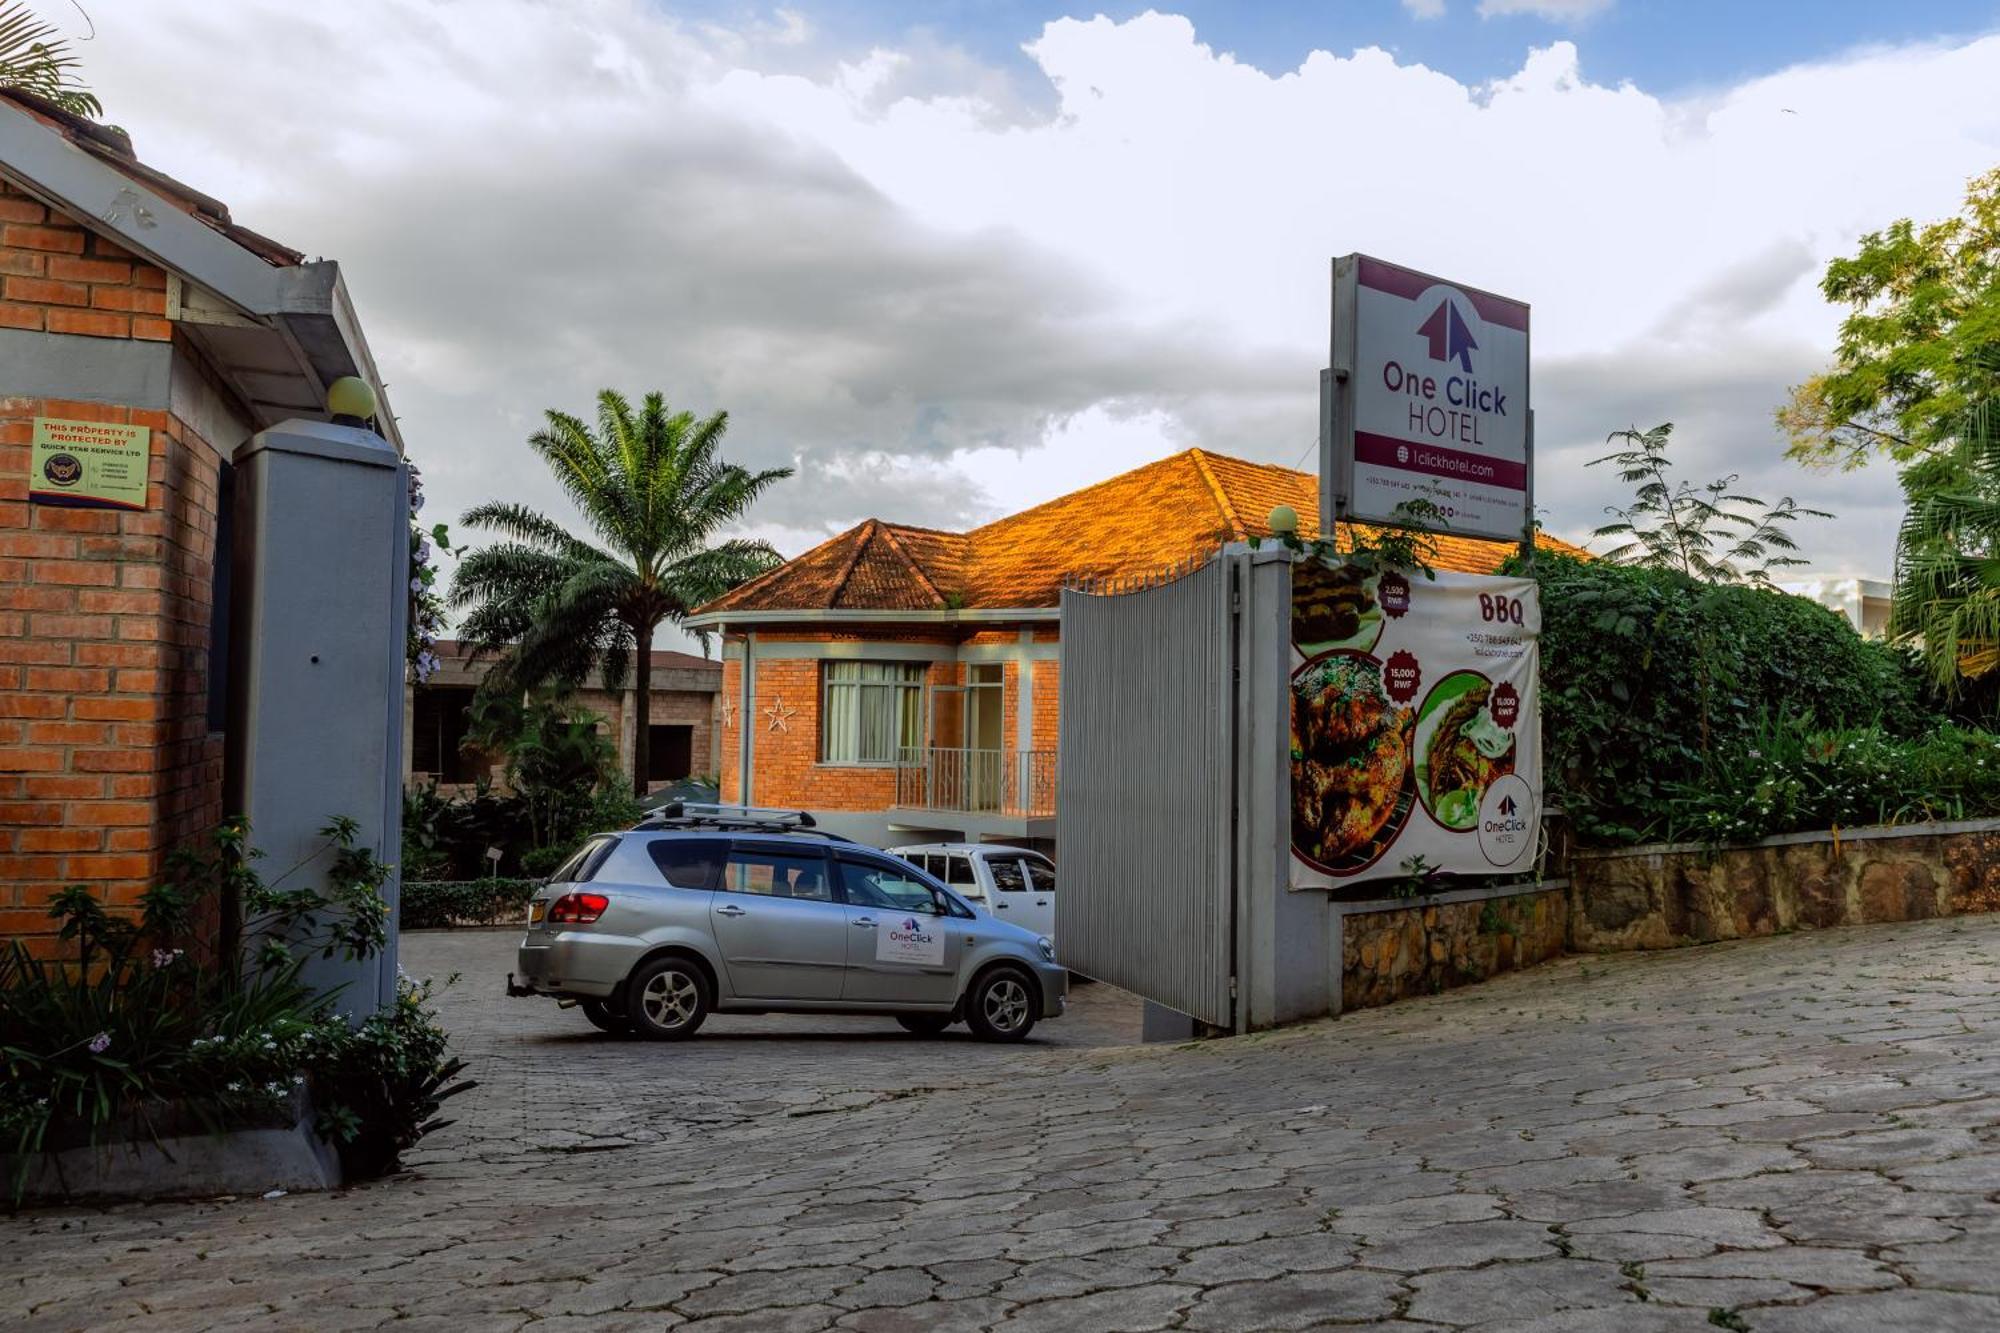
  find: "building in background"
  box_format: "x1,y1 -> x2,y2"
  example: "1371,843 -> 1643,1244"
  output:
687,448 -> 1588,852
405,640 -> 721,792
1782,577 -> 1893,638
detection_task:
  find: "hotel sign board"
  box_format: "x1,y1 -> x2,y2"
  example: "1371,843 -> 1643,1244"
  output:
28,416 -> 151,511
1323,255 -> 1531,544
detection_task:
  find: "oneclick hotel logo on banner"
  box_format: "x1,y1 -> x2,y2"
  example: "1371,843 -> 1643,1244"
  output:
1476,774 -> 1536,868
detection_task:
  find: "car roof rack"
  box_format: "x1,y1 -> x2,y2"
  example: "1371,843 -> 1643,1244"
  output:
630,801 -> 855,842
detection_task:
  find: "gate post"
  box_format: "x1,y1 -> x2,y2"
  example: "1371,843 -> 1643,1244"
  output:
227,414 -> 408,1017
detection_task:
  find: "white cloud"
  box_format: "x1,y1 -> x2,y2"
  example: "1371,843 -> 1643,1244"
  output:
1401,0 -> 1448,19
69,3 -> 2000,584
1478,0 -> 1615,19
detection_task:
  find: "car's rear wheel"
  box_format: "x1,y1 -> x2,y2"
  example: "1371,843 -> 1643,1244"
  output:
964,967 -> 1037,1043
581,999 -> 631,1035
896,1014 -> 953,1037
626,956 -> 709,1040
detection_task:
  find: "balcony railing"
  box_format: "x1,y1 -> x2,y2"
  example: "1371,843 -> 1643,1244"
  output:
894,747 -> 1057,817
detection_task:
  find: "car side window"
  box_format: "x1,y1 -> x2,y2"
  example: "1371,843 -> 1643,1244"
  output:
945,855 -> 977,888
548,837 -> 610,884
836,858 -> 947,915
722,847 -> 834,902
1025,859 -> 1055,894
987,857 -> 1026,893
646,837 -> 726,891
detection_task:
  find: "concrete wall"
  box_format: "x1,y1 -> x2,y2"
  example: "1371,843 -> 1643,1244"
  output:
1569,818 -> 2000,952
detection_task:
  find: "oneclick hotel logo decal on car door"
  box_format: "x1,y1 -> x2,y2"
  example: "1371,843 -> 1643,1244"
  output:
877,915 -> 946,967
1288,558 -> 1542,889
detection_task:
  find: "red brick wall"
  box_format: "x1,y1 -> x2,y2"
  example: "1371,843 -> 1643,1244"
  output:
0,191 -> 225,953
1031,659 -> 1060,751
1,182 -> 170,341
0,398 -> 224,951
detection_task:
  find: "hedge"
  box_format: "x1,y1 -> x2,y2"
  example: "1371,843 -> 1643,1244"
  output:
401,878 -> 539,929
1526,553 -> 1941,845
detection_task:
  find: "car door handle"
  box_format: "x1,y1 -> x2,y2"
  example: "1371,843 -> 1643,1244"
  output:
1035,899 -> 1048,906
716,904 -> 747,918
853,917 -> 877,928
994,902 -> 1008,909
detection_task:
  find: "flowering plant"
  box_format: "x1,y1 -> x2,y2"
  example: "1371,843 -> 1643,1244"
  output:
407,463 -> 451,683
0,818 -> 471,1201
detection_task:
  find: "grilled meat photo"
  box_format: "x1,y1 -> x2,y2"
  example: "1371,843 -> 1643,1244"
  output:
1291,655 -> 1414,865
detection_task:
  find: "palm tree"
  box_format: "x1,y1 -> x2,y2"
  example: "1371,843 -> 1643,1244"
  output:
1891,402 -> 2000,696
452,390 -> 791,794
0,3 -> 104,118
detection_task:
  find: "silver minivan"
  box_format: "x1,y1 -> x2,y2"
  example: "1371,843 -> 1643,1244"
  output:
506,813 -> 1066,1043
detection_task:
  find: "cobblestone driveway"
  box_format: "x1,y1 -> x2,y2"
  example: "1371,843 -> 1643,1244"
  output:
7,916 -> 2000,1331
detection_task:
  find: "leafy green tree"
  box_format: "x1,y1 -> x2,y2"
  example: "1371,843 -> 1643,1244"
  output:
1890,404 -> 2000,698
1781,168 -> 2000,469
451,390 -> 790,794
0,3 -> 102,118
1591,423 -> 1829,585
462,691 -> 623,851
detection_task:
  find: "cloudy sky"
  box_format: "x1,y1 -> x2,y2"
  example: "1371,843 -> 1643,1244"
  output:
54,0 -> 2000,597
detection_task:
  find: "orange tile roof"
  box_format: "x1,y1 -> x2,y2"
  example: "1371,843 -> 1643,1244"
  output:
699,449 -> 1587,616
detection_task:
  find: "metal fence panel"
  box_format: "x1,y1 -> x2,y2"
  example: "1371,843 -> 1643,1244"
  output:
1056,555 -> 1235,1027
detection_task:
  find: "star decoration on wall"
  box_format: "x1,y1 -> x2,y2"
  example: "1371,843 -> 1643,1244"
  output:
720,699 -> 736,731
764,697 -> 796,733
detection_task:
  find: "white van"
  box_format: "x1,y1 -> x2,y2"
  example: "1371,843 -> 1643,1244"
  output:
888,843 -> 1057,943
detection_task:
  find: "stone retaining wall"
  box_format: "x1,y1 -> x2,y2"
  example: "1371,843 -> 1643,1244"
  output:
1569,818 -> 2000,953
1340,887 -> 1567,1011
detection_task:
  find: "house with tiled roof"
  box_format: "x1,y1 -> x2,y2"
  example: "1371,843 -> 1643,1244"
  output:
686,448 -> 1584,850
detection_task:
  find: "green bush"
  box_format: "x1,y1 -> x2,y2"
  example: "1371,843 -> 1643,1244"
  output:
0,818 -> 472,1199
1660,719 -> 2000,845
400,879 -> 539,929
1527,554 -> 1942,843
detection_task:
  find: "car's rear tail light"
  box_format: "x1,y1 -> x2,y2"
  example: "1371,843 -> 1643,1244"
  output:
547,892 -> 610,924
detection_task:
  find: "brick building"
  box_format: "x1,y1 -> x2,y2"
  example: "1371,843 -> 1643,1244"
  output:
406,640 -> 722,792
1,90 -> 399,952
687,448 -> 1586,852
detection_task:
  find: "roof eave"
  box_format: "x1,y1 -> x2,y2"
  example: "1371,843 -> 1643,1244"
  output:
0,99 -> 401,450
685,606 -> 1059,631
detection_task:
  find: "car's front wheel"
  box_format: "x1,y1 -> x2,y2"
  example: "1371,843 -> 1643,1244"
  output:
626,956 -> 709,1041
964,967 -> 1037,1043
581,999 -> 632,1035
896,1014 -> 953,1037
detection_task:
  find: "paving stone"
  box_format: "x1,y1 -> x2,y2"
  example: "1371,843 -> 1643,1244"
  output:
1745,1289 -> 2000,1332
1179,1269 -> 1403,1330
9,921 -> 2000,1332
1356,1218 -> 1558,1270
1402,1258 -> 1633,1325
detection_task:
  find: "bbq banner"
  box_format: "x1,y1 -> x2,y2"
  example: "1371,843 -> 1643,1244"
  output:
1289,558 -> 1540,889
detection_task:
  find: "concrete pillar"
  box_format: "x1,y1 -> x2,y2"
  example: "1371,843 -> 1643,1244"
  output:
227,419 -> 408,1017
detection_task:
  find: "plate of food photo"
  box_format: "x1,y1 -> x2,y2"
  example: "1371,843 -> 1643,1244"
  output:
1413,671 -> 1517,832
1291,650 -> 1415,876
1291,558 -> 1384,655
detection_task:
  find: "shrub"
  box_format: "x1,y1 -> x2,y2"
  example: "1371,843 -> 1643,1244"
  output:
1660,719 -> 2000,845
0,818 -> 473,1199
1527,554 -> 1941,843
400,879 -> 539,930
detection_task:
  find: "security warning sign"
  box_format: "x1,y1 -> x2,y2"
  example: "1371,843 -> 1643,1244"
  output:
29,417 -> 151,511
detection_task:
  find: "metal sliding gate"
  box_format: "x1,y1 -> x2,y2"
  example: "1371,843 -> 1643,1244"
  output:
1056,552 -> 1241,1028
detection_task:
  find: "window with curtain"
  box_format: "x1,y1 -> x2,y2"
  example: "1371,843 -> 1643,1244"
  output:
821,661 -> 926,764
